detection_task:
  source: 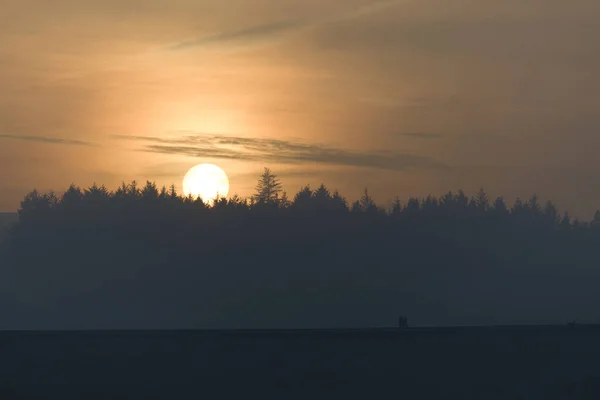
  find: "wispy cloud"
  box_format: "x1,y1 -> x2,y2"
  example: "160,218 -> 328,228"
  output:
170,19 -> 306,50
113,133 -> 442,172
359,96 -> 441,109
0,134 -> 95,147
169,0 -> 407,51
396,132 -> 443,140
332,0 -> 406,21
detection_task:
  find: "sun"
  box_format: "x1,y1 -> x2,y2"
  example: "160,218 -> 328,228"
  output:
182,163 -> 230,204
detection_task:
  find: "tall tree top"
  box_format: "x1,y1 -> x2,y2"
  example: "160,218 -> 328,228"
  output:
254,167 -> 282,205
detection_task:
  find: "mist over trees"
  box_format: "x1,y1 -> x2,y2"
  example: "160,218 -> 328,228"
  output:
1,168 -> 600,329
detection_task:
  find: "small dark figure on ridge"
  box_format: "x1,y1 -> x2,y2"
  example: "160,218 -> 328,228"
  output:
398,316 -> 408,329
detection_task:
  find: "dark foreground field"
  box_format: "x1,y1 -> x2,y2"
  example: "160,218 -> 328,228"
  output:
2,326 -> 600,399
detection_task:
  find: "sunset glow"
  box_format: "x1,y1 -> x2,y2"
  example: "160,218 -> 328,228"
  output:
182,164 -> 230,204
1,0 -> 599,218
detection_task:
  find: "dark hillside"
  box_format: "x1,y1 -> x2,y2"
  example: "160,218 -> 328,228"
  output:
0,213 -> 17,241
1,177 -> 600,329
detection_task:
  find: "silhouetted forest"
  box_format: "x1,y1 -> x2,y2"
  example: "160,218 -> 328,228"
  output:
1,168 -> 600,329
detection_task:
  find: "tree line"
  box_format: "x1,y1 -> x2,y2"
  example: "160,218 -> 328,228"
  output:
1,167 -> 600,329
7,167 -> 600,225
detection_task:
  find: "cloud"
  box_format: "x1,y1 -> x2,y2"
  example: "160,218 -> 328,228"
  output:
332,0 -> 407,21
169,0 -> 407,50
396,132 -> 443,139
113,134 -> 442,172
170,19 -> 306,50
0,134 -> 95,147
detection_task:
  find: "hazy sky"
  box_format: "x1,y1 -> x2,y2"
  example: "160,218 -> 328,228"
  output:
1,0 -> 600,217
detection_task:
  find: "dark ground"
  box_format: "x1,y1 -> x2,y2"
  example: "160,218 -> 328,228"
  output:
0,213 -> 17,241
1,326 -> 600,399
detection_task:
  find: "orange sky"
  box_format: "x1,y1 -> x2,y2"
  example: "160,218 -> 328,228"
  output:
1,0 -> 600,218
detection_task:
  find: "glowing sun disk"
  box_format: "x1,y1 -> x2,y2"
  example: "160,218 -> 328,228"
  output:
182,164 -> 230,204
